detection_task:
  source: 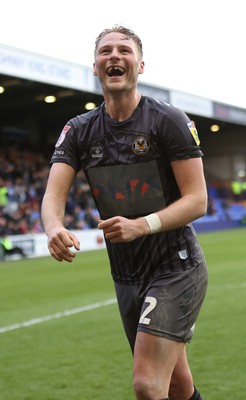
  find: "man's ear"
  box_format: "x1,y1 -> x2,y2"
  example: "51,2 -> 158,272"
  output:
139,60 -> 145,75
93,63 -> 97,76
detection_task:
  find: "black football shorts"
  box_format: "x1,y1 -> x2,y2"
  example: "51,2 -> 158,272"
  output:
114,260 -> 208,352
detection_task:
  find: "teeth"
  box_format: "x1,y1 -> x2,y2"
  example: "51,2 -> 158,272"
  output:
107,67 -> 125,77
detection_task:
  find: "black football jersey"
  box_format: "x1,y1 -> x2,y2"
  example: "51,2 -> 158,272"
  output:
50,96 -> 205,284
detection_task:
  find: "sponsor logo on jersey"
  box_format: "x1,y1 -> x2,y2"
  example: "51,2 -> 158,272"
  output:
55,125 -> 71,148
87,161 -> 166,217
53,149 -> 65,156
132,136 -> 150,155
187,121 -> 200,145
91,146 -> 103,158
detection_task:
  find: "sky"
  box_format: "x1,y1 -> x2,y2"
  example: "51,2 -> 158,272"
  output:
1,0 -> 246,109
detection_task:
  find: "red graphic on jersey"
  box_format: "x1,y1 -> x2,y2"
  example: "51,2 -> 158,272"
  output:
116,192 -> 125,199
93,188 -> 100,198
130,179 -> 139,192
87,161 -> 166,217
141,182 -> 150,195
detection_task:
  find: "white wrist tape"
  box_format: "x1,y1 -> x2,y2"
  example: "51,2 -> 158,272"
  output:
144,213 -> 162,234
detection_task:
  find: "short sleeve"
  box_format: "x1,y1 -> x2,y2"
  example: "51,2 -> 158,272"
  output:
159,106 -> 203,161
50,120 -> 81,172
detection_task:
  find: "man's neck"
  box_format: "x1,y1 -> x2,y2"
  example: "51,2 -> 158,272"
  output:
104,91 -> 141,122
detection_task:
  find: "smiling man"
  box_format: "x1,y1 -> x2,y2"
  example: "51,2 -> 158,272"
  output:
41,25 -> 208,400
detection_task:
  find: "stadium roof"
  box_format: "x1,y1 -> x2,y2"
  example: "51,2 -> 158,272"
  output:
0,43 -> 246,157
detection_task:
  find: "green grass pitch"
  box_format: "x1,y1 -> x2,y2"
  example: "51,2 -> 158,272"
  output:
0,228 -> 245,399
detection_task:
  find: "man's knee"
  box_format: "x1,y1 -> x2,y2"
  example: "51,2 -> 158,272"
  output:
169,367 -> 193,400
133,373 -> 167,400
133,374 -> 154,399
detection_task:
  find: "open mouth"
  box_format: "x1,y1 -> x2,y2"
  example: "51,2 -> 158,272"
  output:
106,66 -> 125,77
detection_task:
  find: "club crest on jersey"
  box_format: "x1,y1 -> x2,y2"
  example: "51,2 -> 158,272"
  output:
91,146 -> 103,158
132,136 -> 150,155
187,121 -> 200,145
55,125 -> 71,148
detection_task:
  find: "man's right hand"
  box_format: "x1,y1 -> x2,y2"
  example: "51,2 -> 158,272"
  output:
47,227 -> 80,262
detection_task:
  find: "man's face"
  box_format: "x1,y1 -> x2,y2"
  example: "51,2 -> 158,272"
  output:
93,32 -> 144,93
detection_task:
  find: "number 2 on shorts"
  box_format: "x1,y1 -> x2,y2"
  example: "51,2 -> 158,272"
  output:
139,296 -> 157,325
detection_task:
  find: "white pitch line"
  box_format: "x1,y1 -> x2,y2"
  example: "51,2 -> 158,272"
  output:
0,298 -> 117,334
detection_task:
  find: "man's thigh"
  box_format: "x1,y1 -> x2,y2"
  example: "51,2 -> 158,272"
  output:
133,331 -> 185,397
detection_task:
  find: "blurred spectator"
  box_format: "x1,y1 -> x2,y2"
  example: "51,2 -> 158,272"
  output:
0,231 -> 26,259
231,179 -> 243,201
0,178 -> 8,207
84,207 -> 100,228
207,197 -> 216,216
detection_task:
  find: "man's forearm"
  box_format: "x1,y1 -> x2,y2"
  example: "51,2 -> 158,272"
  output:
41,192 -> 66,233
151,193 -> 207,233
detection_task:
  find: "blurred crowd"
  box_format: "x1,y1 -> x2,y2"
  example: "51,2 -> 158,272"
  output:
0,146 -> 99,236
0,145 -> 246,236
